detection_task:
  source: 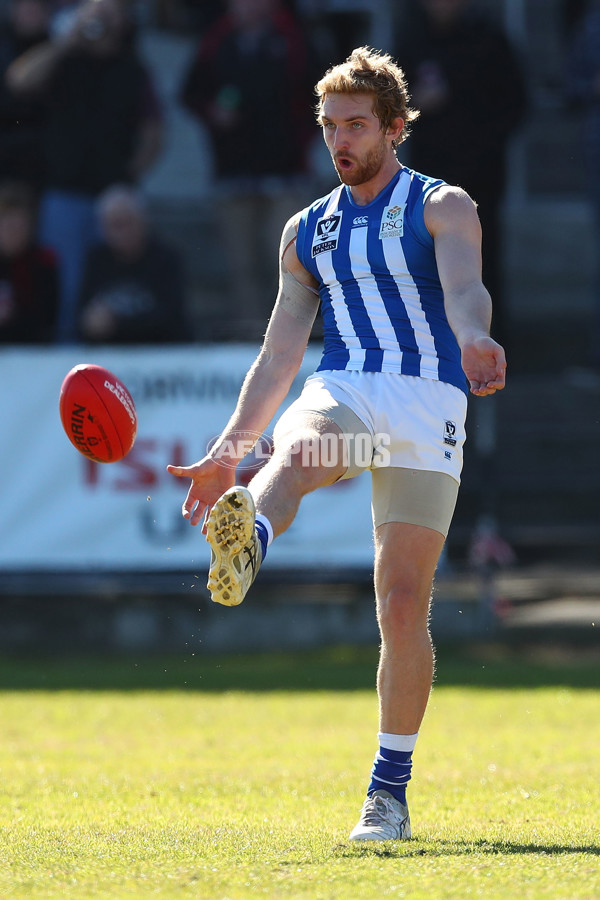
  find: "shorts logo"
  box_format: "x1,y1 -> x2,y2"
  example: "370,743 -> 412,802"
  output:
379,203 -> 405,239
444,420 -> 457,447
352,215 -> 368,227
312,212 -> 343,256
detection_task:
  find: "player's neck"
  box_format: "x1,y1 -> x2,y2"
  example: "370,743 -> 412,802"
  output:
349,158 -> 402,207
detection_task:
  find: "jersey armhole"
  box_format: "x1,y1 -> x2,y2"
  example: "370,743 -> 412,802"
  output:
410,178 -> 445,247
295,209 -> 310,270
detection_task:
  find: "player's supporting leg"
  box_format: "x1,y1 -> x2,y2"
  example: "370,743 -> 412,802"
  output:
349,521 -> 444,841
206,413 -> 348,606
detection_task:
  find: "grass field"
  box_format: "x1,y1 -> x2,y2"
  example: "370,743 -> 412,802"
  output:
0,645 -> 598,899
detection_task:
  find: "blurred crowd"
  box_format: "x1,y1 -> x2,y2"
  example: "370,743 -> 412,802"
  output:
0,0 -> 595,356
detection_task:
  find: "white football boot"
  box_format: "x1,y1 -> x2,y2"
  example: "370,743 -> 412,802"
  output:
205,487 -> 262,606
348,790 -> 411,842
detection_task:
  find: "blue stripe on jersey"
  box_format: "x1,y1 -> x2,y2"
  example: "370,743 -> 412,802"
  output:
318,281 -> 350,368
328,191 -> 384,371
366,208 -> 422,378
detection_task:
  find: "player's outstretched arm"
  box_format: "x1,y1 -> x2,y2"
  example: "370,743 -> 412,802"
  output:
167,215 -> 320,527
425,186 -> 507,396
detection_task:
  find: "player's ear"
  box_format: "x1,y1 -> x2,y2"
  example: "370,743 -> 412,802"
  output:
387,117 -> 404,145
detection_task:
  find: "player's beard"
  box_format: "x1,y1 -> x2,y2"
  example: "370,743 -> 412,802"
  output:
333,136 -> 388,186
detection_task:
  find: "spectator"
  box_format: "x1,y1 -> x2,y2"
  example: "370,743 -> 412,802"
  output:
396,0 -> 527,349
180,0 -> 314,340
6,0 -> 163,343
77,185 -> 187,344
0,0 -> 50,189
295,0 -> 372,64
566,0 -> 600,367
0,180 -> 58,342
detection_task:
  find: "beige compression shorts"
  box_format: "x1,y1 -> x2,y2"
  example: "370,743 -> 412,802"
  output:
278,370 -> 467,537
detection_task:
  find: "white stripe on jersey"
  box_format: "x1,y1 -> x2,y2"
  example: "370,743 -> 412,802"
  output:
381,175 -> 440,378
348,218 -> 402,363
323,186 -> 343,219
314,187 -> 366,367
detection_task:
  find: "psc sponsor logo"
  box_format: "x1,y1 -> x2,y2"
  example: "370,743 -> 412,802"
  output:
379,203 -> 405,240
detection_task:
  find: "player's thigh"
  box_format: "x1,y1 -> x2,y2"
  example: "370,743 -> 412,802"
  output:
275,399 -> 372,477
374,520 -> 445,622
271,409 -> 349,486
275,388 -> 374,480
372,466 -> 457,611
371,466 -> 459,537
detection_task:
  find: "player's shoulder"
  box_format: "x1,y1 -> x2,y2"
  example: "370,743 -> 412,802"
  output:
282,211 -> 301,240
280,211 -> 310,279
424,183 -> 479,232
426,183 -> 474,208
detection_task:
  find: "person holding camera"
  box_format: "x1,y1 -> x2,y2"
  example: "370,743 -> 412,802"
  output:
6,0 -> 163,343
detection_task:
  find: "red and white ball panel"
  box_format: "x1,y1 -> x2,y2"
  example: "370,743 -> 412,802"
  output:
59,364 -> 137,463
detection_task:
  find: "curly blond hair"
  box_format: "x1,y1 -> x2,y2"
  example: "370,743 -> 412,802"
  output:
315,46 -> 420,146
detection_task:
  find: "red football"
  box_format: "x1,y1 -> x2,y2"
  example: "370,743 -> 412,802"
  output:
59,364 -> 137,463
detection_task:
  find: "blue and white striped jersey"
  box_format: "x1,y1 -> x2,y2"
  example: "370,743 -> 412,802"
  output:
296,166 -> 467,394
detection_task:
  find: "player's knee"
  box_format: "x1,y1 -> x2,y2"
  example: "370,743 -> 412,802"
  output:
377,585 -> 430,637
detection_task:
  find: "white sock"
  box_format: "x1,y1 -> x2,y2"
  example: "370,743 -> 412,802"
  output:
378,732 -> 419,753
255,513 -> 274,546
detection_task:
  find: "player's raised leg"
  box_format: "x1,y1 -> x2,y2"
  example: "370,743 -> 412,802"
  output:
205,413 -> 348,606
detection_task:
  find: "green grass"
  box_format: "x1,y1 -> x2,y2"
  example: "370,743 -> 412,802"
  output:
0,646 -> 598,899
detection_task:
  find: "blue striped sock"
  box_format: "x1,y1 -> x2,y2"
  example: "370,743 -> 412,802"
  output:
368,746 -> 413,805
254,521 -> 269,562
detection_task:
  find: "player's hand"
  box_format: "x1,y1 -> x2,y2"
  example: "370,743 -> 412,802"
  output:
166,456 -> 235,530
461,336 -> 507,396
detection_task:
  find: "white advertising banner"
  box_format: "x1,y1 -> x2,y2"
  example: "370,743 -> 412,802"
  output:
0,346 -> 374,572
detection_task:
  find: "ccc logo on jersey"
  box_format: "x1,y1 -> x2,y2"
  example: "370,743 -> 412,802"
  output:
312,212 -> 343,257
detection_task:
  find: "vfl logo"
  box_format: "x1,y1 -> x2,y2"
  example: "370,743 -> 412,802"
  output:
312,212 -> 342,257
444,420 -> 457,447
379,203 -> 405,240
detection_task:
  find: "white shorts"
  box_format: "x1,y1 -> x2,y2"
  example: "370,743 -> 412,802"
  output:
284,370 -> 468,484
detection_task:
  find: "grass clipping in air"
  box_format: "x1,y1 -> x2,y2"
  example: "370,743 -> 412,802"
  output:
0,646 -> 598,900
